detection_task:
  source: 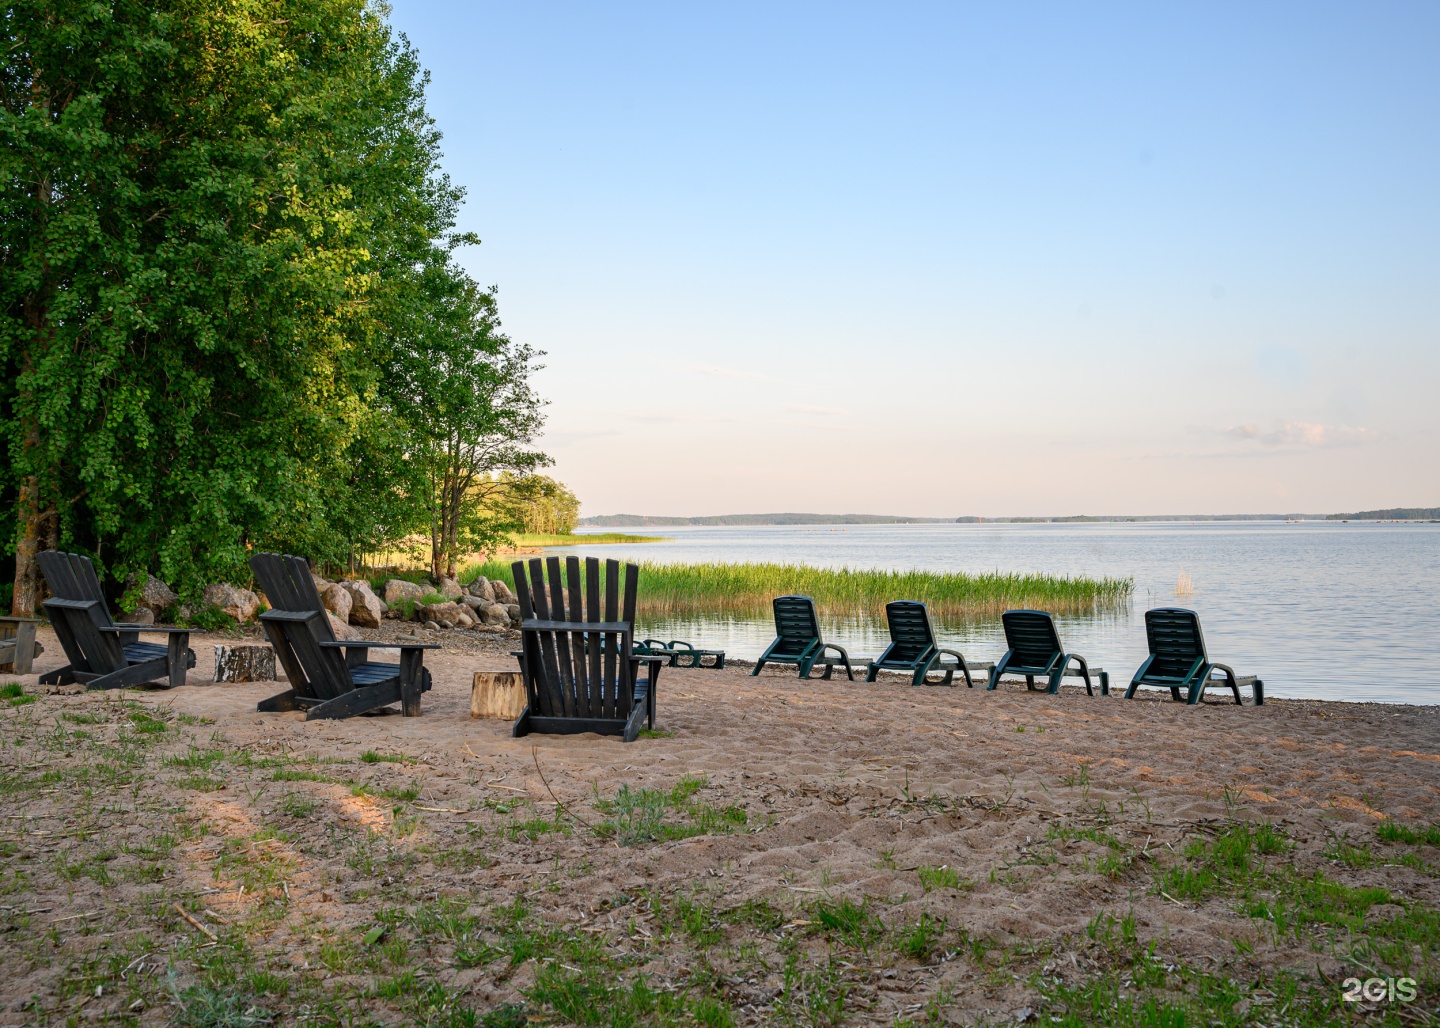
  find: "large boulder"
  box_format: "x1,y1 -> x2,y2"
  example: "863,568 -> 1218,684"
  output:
504,603 -> 522,626
342,580 -> 386,629
201,584 -> 260,623
312,573 -> 332,593
384,578 -> 426,605
420,601 -> 467,625
435,576 -> 464,601
321,583 -> 352,624
454,611 -> 475,628
460,595 -> 493,613
121,607 -> 156,626
492,580 -> 517,605
134,574 -> 178,614
481,603 -> 511,628
466,577 -> 496,603
328,612 -> 360,641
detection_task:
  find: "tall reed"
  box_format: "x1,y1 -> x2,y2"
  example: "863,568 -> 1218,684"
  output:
464,559 -> 1132,617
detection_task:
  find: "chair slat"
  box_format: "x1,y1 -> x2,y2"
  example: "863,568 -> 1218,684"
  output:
585,556 -> 603,717
565,556 -> 589,717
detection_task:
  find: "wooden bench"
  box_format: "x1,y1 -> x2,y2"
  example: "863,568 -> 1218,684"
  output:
0,617 -> 43,675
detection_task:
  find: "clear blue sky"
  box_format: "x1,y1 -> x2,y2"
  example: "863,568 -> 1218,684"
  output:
387,1 -> 1440,516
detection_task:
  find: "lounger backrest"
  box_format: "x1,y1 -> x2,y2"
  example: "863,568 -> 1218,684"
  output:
512,556 -> 638,721
1001,610 -> 1062,666
250,553 -> 349,700
36,551 -> 115,628
883,601 -> 936,663
1144,608 -> 1208,676
770,596 -> 821,656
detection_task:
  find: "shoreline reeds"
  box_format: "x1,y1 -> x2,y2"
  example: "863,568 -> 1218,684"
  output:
465,559 -> 1132,618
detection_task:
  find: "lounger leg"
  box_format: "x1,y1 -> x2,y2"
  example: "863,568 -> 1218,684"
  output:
987,656 -> 1011,692
750,661 -> 764,677
1253,679 -> 1264,706
865,664 -> 880,683
1099,671 -> 1110,697
1025,674 -> 1036,691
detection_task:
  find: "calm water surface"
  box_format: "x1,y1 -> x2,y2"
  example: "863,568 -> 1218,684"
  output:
546,522 -> 1439,704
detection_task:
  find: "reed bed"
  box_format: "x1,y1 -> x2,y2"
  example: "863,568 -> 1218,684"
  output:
508,531 -> 668,547
465,559 -> 1132,617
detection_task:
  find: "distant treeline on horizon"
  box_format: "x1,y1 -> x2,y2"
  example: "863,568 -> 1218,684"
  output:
580,508 -> 1440,528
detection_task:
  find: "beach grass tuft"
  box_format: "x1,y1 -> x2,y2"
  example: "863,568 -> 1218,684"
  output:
465,559 -> 1131,617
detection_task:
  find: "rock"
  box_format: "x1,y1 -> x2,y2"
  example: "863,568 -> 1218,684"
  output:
455,612 -> 475,628
312,572 -> 332,593
384,578 -> 426,605
121,608 -> 155,626
134,574 -> 177,614
435,577 -> 464,600
504,603 -> 521,625
321,583 -> 352,624
437,619 -> 454,630
481,603 -> 511,627
459,595 -> 493,612
466,577 -> 496,603
202,584 -> 260,623
423,620 -> 440,631
327,612 -> 360,641
420,601 -> 466,624
492,580 -> 517,605
342,580 -> 385,629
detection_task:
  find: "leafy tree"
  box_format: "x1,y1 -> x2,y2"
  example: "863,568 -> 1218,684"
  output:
499,474 -> 581,536
0,0 -> 509,609
391,273 -> 549,580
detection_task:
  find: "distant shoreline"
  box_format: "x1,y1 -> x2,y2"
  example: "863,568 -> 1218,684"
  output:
581,508 -> 1440,528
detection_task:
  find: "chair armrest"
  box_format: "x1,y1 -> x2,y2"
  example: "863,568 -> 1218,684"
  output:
102,625 -> 193,634
317,641 -> 442,650
0,616 -> 42,624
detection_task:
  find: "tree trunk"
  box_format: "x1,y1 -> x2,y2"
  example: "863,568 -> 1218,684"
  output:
11,470 -> 42,618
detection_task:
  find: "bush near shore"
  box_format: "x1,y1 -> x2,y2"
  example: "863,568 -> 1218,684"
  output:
465,560 -> 1132,617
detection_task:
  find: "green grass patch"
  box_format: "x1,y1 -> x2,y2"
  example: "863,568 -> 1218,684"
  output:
916,864 -> 964,892
592,775 -> 746,845
360,750 -> 413,764
1377,821 -> 1440,846
466,559 -> 1131,617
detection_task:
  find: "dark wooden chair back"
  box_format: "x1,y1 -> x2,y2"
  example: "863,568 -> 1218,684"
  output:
250,553 -> 349,701
1144,607 -> 1208,678
769,596 -> 822,656
1000,610 -> 1064,668
37,551 -> 125,674
880,601 -> 937,664
512,556 -> 638,720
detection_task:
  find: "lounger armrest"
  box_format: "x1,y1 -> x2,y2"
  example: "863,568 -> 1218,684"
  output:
936,647 -> 992,669
317,641 -> 442,650
821,643 -> 850,660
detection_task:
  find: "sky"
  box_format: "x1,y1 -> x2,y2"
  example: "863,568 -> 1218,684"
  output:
386,1 -> 1440,518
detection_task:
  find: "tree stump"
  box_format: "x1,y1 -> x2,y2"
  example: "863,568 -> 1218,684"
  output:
471,671 -> 526,719
213,645 -> 277,683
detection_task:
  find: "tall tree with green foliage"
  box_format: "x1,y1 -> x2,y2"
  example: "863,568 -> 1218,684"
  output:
0,0 -> 510,610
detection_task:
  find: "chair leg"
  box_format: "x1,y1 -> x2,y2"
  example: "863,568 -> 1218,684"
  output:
258,689 -> 303,712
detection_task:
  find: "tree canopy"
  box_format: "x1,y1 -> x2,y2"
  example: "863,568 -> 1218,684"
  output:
1,0 -> 548,612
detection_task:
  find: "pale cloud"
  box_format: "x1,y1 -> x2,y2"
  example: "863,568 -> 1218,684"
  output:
1226,421 -> 1379,448
783,403 -> 851,416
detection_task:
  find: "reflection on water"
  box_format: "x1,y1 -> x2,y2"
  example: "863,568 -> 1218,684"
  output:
548,521 -> 1440,705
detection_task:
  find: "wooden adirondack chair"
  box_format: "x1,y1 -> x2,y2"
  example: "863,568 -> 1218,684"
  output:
511,556 -> 663,742
1124,607 -> 1263,705
751,595 -> 853,680
864,600 -> 984,687
986,610 -> 1108,696
0,617 -> 43,675
36,551 -> 194,690
251,553 -> 437,720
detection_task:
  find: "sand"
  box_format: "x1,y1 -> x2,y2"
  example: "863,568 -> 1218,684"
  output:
2,624 -> 1437,1024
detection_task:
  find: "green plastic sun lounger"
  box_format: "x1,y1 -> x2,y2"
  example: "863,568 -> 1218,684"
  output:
1124,607 -> 1263,705
751,595 -> 852,680
636,638 -> 726,669
986,609 -> 1108,695
865,600 -> 985,687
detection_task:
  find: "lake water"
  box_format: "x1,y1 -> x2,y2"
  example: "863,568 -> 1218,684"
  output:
545,522 -> 1439,705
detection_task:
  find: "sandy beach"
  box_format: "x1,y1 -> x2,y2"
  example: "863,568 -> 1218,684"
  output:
2,624 -> 1437,1024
